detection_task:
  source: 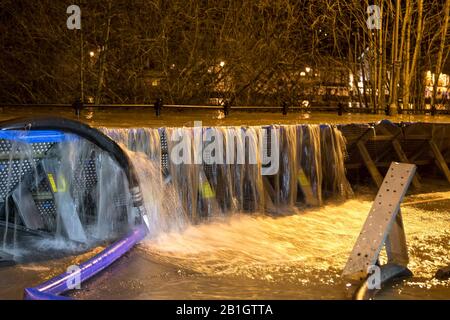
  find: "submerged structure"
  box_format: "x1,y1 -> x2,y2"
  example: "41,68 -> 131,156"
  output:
0,118 -> 149,298
0,118 -> 148,243
101,124 -> 354,223
0,116 -> 449,299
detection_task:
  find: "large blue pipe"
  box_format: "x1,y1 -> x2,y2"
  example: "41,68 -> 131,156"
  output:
24,224 -> 148,300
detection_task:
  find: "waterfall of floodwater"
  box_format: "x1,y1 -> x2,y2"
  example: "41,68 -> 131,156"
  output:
71,195 -> 449,300
0,124 -> 353,256
100,124 -> 353,237
125,149 -> 187,236
100,128 -> 161,162
138,199 -> 449,299
41,135 -> 135,243
100,127 -> 187,235
2,125 -> 449,300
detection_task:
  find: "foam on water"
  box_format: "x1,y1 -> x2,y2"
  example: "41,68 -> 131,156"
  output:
143,200 -> 369,277
139,199 -> 449,294
126,150 -> 187,236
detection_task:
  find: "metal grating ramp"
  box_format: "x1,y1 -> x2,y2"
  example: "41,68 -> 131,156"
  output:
342,162 -> 416,281
0,139 -> 55,201
0,133 -> 101,236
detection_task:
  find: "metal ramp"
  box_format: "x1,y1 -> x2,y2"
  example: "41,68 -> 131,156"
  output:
40,159 -> 87,243
0,130 -> 100,243
11,181 -> 46,230
0,134 -> 56,233
342,162 -> 416,286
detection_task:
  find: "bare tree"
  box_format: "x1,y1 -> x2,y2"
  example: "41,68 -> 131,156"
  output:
0,0 -> 448,109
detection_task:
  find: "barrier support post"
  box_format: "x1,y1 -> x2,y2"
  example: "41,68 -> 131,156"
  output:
342,162 -> 416,298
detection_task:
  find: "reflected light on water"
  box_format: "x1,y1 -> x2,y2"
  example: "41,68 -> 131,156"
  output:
141,198 -> 449,298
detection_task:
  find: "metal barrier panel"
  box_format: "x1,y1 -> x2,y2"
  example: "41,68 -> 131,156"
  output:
342,162 -> 416,281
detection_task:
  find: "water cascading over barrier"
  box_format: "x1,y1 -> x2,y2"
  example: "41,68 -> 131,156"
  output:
0,118 -> 356,299
100,124 -> 354,233
2,118 -> 447,300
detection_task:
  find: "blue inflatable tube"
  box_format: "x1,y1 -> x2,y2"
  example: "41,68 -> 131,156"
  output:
24,224 -> 148,300
0,130 -> 70,144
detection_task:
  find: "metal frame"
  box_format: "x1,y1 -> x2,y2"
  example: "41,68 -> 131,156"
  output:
342,162 -> 416,282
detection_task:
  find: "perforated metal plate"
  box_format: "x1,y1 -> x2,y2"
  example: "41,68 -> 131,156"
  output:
0,139 -> 12,154
73,158 -> 98,191
0,139 -> 55,202
342,162 -> 416,281
41,159 -> 87,243
0,159 -> 33,200
34,199 -> 57,232
159,128 -> 169,176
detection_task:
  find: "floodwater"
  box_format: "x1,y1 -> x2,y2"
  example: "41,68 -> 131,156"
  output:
0,108 -> 449,300
69,195 -> 449,300
1,192 -> 447,300
2,106 -> 450,128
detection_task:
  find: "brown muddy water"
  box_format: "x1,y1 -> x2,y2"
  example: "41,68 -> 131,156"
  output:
71,194 -> 449,300
2,106 -> 450,128
0,108 -> 449,300
1,194 -> 448,300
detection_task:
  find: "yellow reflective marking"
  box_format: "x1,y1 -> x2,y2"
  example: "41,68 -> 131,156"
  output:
47,173 -> 67,193
200,181 -> 215,199
297,169 -> 310,187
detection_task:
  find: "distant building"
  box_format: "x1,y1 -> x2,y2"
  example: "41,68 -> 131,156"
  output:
424,71 -> 449,99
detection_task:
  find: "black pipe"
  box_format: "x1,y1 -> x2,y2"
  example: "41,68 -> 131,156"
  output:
0,103 -> 447,114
